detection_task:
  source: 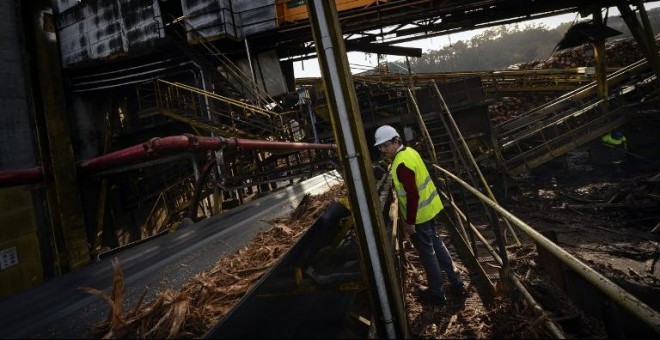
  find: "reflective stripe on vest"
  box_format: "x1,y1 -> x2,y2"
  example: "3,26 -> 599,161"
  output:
391,147 -> 443,224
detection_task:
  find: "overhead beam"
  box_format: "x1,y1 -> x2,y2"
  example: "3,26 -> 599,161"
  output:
344,41 -> 422,57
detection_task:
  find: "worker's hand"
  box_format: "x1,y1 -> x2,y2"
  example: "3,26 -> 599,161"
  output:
404,223 -> 416,235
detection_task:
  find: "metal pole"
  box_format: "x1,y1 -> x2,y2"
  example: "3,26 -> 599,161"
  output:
307,0 -> 407,337
592,8 -> 608,101
244,38 -> 259,101
434,163 -> 660,335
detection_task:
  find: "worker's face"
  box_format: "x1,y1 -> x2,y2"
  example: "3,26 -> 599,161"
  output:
377,140 -> 397,159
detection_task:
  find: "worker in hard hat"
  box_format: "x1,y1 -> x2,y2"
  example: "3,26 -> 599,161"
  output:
374,125 -> 465,305
601,130 -> 627,177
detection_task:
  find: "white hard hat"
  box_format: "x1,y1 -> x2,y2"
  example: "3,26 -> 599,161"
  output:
374,125 -> 400,146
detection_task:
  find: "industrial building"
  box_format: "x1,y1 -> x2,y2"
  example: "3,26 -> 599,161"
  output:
0,0 -> 659,338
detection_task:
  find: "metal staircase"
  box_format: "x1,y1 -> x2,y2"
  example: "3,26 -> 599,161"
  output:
163,14 -> 279,108
136,79 -> 292,140
410,80 -> 515,299
493,58 -> 660,175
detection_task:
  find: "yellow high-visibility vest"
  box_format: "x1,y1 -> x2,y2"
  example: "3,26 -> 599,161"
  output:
391,147 -> 443,224
601,133 -> 626,146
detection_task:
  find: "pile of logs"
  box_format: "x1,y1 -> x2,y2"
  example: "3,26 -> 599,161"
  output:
518,34 -> 660,70
488,34 -> 660,124
489,96 -> 541,124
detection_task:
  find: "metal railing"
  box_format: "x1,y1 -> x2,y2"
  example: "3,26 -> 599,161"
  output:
433,163 -> 660,338
493,58 -> 659,175
136,79 -> 298,139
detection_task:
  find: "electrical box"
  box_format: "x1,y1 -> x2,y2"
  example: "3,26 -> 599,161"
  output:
0,187 -> 43,298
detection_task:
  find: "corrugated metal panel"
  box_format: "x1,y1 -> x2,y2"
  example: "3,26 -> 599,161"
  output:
182,0 -> 237,41
233,0 -> 277,37
58,0 -> 164,67
237,49 -> 287,97
119,0 -> 164,48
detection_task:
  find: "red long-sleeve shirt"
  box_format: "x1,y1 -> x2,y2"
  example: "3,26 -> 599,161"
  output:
395,161 -> 419,225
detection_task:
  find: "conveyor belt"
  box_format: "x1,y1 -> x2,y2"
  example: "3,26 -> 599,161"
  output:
0,171 -> 342,338
206,201 -> 360,338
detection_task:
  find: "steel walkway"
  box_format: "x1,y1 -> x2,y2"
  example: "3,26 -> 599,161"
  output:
493,58 -> 660,175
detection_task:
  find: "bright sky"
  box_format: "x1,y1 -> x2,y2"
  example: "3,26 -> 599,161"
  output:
293,3 -> 660,78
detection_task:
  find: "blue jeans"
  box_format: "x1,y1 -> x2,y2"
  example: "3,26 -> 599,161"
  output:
410,218 -> 462,296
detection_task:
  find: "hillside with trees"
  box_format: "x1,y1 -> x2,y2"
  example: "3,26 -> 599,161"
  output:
393,7 -> 660,73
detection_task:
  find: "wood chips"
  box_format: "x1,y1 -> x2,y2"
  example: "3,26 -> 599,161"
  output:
85,184 -> 346,339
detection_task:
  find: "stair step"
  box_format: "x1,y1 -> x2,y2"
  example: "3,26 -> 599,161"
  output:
487,274 -> 500,281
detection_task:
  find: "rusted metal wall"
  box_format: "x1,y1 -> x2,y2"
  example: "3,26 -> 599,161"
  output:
233,0 -> 277,37
57,0 -> 164,67
182,0 -> 236,40
57,0 -> 280,65
182,0 -> 277,40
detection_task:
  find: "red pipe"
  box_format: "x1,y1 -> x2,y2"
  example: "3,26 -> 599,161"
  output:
78,134 -> 335,175
0,135 -> 336,186
0,167 -> 43,188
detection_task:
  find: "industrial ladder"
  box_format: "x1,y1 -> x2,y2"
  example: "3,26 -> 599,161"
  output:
410,83 -> 511,298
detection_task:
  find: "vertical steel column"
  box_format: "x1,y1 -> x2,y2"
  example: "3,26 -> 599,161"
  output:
617,0 -> 660,79
28,3 -> 90,271
592,8 -> 608,101
307,0 -> 407,338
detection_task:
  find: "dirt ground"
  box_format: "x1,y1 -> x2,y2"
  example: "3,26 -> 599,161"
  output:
402,149 -> 659,338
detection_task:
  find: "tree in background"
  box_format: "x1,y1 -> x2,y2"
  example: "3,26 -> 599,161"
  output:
402,24 -> 562,72
396,8 -> 660,73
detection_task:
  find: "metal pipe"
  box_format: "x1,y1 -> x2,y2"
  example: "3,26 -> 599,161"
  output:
73,61 -> 194,87
70,58 -> 184,80
433,163 -> 660,334
244,38 -> 259,100
78,134 -> 334,175
227,137 -> 335,150
0,167 -> 43,188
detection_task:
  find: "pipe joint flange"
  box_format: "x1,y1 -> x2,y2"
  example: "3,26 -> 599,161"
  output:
184,133 -> 200,148
144,137 -> 161,156
218,136 -> 227,149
